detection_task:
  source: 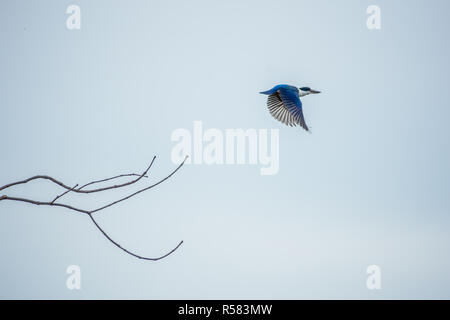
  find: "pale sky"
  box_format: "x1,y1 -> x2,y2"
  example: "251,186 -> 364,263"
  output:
1,0 -> 450,299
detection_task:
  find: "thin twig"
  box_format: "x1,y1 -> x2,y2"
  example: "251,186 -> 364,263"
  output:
1,195 -> 91,214
77,174 -> 148,191
89,213 -> 183,261
51,184 -> 78,204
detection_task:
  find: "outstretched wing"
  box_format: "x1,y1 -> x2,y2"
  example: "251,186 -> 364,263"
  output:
266,92 -> 297,127
266,88 -> 309,131
278,88 -> 309,131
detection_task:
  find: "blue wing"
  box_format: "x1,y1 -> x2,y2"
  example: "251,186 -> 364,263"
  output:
264,87 -> 309,131
266,92 -> 297,127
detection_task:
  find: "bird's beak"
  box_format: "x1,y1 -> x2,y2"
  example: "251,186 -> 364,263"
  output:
310,89 -> 321,94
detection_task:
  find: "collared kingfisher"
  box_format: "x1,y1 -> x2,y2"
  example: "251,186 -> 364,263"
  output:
260,84 -> 321,131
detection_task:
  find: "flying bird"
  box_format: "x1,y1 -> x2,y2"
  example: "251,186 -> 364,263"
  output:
260,84 -> 321,131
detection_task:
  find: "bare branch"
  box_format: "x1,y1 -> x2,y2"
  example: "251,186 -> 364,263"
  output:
0,175 -> 77,193
0,156 -> 187,215
0,156 -> 188,261
1,195 -> 90,214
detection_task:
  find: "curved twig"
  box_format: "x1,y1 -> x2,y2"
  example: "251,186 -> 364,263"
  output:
89,213 -> 183,260
77,173 -> 147,191
0,195 -> 91,214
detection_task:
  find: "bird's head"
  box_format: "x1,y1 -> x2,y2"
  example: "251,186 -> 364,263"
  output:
299,87 -> 321,97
